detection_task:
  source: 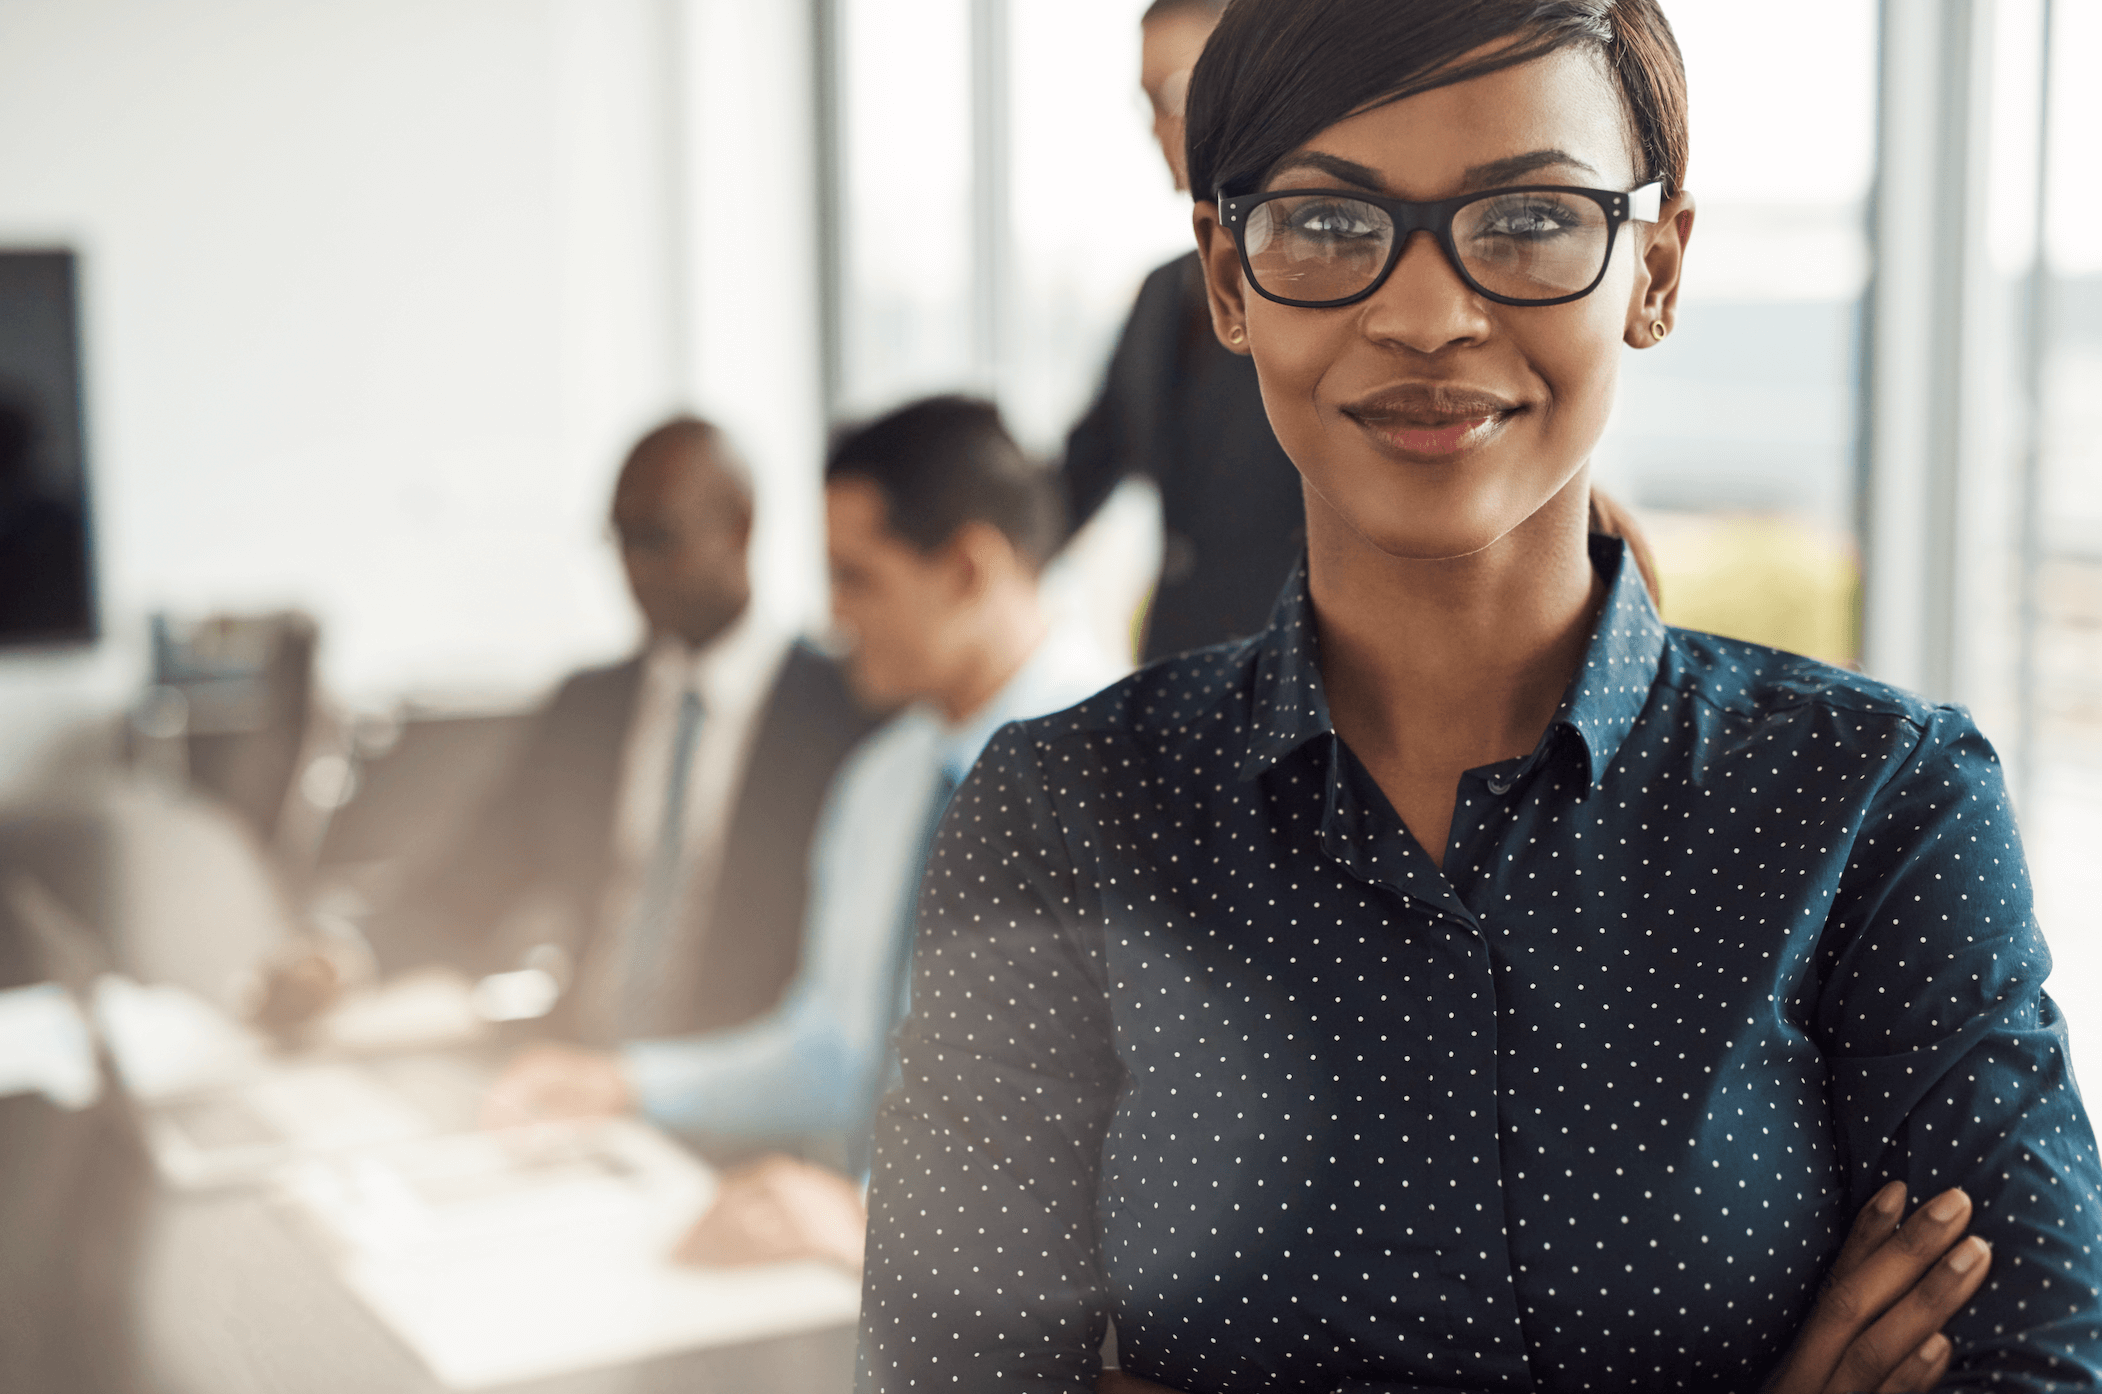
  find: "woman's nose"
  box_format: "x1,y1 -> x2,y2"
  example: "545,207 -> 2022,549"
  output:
1356,229 -> 1494,355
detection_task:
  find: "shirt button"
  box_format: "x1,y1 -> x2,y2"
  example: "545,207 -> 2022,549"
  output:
1486,775 -> 1513,795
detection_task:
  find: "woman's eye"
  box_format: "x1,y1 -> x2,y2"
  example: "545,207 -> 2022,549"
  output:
1285,203 -> 1381,240
1479,199 -> 1581,238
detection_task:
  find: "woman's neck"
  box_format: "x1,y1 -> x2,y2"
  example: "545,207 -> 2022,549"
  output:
1308,472 -> 1605,870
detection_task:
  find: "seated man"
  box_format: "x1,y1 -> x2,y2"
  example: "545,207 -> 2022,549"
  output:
485,397 -> 1123,1260
331,417 -> 876,1059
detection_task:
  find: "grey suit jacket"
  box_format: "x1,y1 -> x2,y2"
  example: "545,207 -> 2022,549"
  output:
368,641 -> 878,1040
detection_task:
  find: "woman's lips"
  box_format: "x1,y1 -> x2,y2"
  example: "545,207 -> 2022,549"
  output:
1383,415 -> 1496,456
1350,409 -> 1510,459
1342,385 -> 1522,460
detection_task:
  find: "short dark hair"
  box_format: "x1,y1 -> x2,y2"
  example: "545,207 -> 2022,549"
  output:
825,396 -> 1063,572
1185,0 -> 1688,202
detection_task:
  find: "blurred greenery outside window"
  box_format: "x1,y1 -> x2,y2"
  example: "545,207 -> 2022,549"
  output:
1645,514 -> 1859,667
1596,5 -> 1874,669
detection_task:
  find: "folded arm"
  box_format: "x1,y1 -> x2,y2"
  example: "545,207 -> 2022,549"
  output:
1819,706 -> 2102,1386
856,727 -> 1123,1394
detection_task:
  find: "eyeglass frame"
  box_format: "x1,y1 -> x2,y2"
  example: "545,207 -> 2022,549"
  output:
1215,180 -> 1666,310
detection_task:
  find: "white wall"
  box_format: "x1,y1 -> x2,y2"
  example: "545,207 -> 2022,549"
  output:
0,0 -> 825,790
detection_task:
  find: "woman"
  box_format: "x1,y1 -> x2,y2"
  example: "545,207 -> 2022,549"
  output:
858,3 -> 2102,1391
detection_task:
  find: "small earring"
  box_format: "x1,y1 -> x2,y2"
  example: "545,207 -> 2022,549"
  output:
1228,325 -> 1246,346
1649,320 -> 1668,341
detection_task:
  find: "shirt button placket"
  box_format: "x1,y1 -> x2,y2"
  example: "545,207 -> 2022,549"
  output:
1427,905 -> 1531,1384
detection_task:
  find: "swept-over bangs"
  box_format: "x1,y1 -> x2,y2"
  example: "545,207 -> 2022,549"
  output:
1185,0 -> 1688,201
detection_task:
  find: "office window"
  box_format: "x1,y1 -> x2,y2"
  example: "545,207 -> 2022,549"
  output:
832,0 -> 1184,452
833,0 -> 977,421
2021,0 -> 2102,1075
1598,2 -> 1878,667
1001,0 -> 1189,453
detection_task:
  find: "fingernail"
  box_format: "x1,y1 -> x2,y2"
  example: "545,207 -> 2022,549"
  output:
1918,1333 -> 1950,1362
1927,1189 -> 1967,1223
1948,1236 -> 1989,1273
1874,1181 -> 1905,1215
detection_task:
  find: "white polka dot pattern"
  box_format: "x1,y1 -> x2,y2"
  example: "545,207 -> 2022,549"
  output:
856,539 -> 2102,1393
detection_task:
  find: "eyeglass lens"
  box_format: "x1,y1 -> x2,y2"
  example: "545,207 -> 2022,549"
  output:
1243,191 -> 1614,305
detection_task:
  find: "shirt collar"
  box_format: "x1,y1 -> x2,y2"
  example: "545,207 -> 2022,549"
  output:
1553,533 -> 1671,785
1239,534 -> 1667,789
645,603 -> 788,711
932,618 -> 1121,781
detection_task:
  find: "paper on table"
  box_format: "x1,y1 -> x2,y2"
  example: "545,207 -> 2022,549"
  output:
94,973 -> 268,1101
141,1060 -> 437,1190
280,1119 -> 860,1389
0,982 -> 101,1109
339,1246 -> 861,1389
93,972 -> 479,1189
307,967 -> 489,1055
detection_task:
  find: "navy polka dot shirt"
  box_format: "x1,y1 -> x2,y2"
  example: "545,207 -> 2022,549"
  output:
857,537 -> 2102,1392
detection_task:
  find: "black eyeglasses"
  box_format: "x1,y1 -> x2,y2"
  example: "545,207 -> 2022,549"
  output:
1217,182 -> 1663,309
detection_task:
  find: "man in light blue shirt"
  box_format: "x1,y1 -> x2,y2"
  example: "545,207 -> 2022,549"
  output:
488,398 -> 1122,1229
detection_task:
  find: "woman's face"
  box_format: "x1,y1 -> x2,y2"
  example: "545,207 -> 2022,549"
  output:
1195,46 -> 1692,562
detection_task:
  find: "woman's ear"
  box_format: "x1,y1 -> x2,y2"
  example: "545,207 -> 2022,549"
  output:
1193,201 -> 1253,356
1624,191 -> 1696,348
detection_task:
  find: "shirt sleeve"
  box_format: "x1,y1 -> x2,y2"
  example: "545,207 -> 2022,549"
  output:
1817,706 -> 2102,1388
621,988 -> 865,1140
856,725 -> 1124,1393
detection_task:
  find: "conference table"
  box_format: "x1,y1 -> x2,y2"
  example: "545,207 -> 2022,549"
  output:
112,1028 -> 860,1394
0,787 -> 857,1394
136,1182 -> 857,1394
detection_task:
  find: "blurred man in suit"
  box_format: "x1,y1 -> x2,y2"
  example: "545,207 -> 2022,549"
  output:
484,398 -> 1123,1269
356,418 -> 876,1078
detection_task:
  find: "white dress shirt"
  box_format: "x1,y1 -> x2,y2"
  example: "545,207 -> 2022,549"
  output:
621,617 -> 1122,1141
579,606 -> 792,1037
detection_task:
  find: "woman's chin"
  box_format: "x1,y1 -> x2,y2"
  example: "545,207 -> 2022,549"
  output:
1302,460 -> 1588,565
1337,508 -> 1538,565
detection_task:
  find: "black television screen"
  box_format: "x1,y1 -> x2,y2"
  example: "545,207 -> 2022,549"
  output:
0,250 -> 96,647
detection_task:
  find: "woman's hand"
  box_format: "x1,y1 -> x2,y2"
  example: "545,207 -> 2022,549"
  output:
1764,1181 -> 1993,1394
1097,1184 -> 1992,1394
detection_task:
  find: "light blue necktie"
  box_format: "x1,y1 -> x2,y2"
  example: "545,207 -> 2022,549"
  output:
620,688 -> 705,1034
886,762 -> 960,1021
851,759 -> 963,1175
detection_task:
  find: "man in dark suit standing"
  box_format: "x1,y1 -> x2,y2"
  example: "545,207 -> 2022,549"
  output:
1060,0 -> 1301,663
356,418 -> 875,1089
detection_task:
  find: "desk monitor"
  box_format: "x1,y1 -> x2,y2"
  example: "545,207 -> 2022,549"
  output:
0,250 -> 95,647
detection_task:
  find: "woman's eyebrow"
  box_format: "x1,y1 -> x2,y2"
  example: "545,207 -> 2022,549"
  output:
1266,147 -> 1604,195
1462,149 -> 1602,186
1265,150 -> 1385,190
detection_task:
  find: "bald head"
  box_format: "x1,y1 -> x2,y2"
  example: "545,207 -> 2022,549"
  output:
611,417 -> 754,650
